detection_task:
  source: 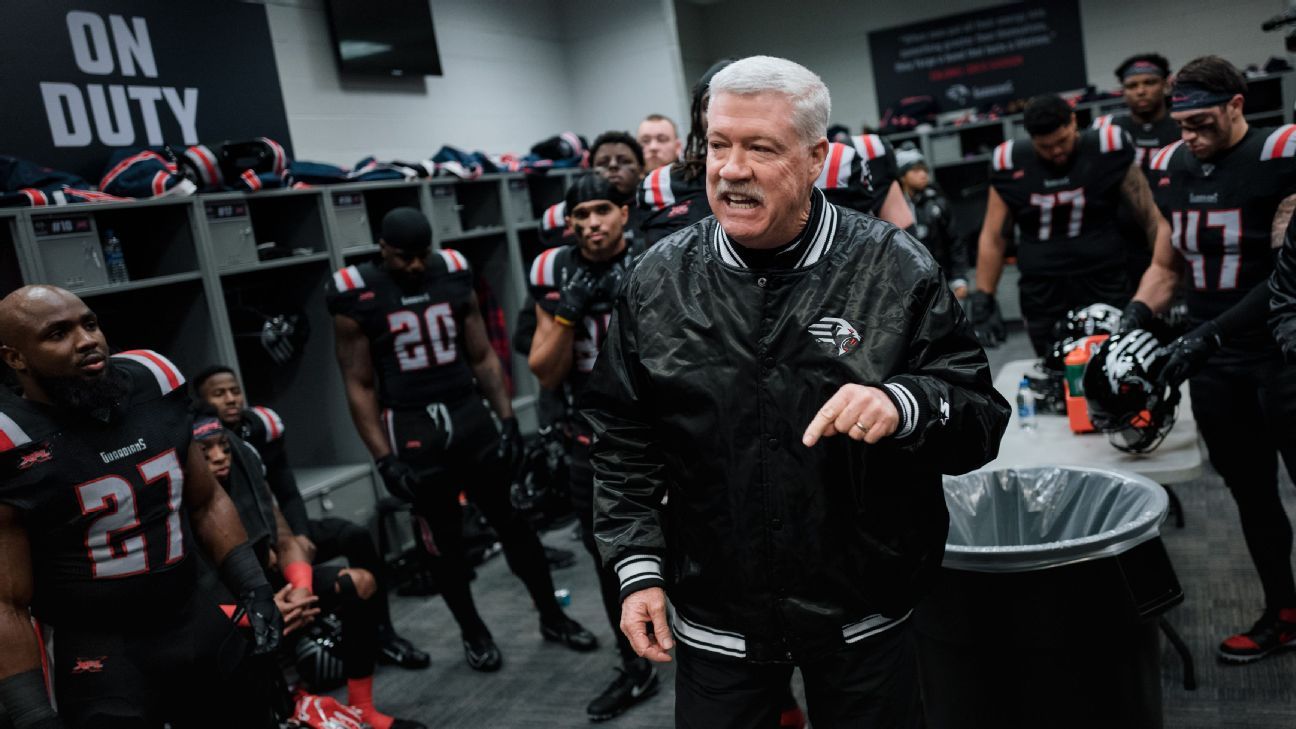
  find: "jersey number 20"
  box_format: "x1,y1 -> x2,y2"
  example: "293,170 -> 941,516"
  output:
389,304 -> 457,371
75,449 -> 185,579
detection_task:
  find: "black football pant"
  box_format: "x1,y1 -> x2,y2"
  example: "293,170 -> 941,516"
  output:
1191,353 -> 1296,611
674,623 -> 920,729
48,585 -> 277,729
390,395 -> 563,638
570,428 -> 638,665
308,516 -> 395,633
272,563 -> 380,680
1018,268 -> 1130,355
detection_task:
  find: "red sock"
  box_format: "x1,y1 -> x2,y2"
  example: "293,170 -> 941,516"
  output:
347,676 -> 394,729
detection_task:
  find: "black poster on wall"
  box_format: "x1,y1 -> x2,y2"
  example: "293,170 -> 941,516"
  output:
868,1 -> 1086,117
0,0 -> 292,182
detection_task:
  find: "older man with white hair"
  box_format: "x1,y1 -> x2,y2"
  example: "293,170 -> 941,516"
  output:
584,56 -> 1010,728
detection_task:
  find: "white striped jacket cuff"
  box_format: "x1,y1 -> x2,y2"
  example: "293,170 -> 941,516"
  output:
614,553 -> 664,601
883,382 -> 920,439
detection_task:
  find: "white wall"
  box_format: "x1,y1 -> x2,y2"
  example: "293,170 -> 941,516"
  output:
261,0 -> 688,166
675,0 -> 1290,130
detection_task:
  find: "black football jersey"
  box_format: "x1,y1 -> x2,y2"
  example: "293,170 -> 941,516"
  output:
326,252 -> 477,409
528,244 -> 633,393
1149,125 -> 1296,345
540,199 -> 645,254
816,134 -> 898,216
638,164 -> 711,247
990,128 -> 1136,276
0,351 -> 195,627
1094,113 -> 1180,175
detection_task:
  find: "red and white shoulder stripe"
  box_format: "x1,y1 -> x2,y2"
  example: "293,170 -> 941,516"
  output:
992,141 -> 1015,171
641,166 -> 676,210
1098,123 -> 1126,153
1091,114 -> 1114,131
815,142 -> 858,190
113,349 -> 185,395
436,248 -> 469,273
542,201 -> 566,231
1261,125 -> 1296,161
258,137 -> 289,174
852,134 -> 887,161
1148,140 -> 1184,171
0,412 -> 32,453
529,247 -> 562,288
251,406 -> 285,441
332,265 -> 366,292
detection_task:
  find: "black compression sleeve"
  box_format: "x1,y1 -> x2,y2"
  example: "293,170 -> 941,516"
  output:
219,541 -> 270,595
0,669 -> 60,729
1213,282 -> 1273,342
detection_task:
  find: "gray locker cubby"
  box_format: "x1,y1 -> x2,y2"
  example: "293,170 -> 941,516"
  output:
4,168 -> 588,537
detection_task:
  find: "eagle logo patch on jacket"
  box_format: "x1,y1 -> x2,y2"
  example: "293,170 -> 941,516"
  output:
808,317 -> 861,356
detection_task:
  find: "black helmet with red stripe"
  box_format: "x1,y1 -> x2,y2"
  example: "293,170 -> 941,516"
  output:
1082,328 -> 1180,453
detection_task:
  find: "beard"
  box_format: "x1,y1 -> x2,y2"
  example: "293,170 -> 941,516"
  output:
35,364 -> 130,416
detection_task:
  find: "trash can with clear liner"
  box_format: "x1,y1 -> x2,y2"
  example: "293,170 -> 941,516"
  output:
915,467 -> 1186,729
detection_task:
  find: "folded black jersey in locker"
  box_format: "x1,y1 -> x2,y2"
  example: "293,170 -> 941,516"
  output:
1148,127 -> 1296,350
0,350 -> 196,628
989,127 -> 1135,276
325,251 -> 477,410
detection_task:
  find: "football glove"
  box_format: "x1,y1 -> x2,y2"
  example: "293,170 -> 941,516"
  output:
1156,320 -> 1222,391
497,416 -> 523,469
556,268 -> 597,325
1119,300 -> 1155,334
376,454 -> 420,503
969,291 -> 1006,348
236,583 -> 284,656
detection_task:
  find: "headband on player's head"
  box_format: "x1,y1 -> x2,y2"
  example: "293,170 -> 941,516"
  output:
1122,61 -> 1167,81
564,172 -> 630,212
1170,82 -> 1237,111
192,416 -> 225,441
380,207 -> 432,253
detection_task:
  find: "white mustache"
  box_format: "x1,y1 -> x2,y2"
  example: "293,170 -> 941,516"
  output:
715,182 -> 764,202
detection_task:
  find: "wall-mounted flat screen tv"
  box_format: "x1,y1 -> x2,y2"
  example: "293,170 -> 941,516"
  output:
326,0 -> 443,76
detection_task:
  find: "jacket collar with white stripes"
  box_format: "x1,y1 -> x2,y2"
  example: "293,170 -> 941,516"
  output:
712,188 -> 839,270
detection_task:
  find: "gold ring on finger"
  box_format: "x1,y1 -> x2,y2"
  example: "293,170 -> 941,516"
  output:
853,422 -> 869,434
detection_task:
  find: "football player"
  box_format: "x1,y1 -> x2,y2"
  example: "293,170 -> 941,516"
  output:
327,207 -> 596,672
1120,56 -> 1296,664
193,417 -> 423,729
973,93 -> 1171,354
192,365 -> 429,669
527,174 -> 651,721
637,114 -> 683,172
1093,53 -> 1180,286
0,286 -> 281,728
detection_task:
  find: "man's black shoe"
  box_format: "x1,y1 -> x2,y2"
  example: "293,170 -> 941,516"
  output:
463,632 -> 502,672
378,630 -> 431,669
545,545 -> 577,569
587,658 -> 658,721
541,615 -> 599,651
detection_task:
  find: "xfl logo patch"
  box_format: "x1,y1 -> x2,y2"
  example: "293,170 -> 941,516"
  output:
17,446 -> 52,470
808,317 -> 861,356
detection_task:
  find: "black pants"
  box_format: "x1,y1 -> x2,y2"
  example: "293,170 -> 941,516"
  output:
674,624 -> 920,729
570,429 -> 637,664
391,396 -> 561,636
1018,269 -> 1130,355
308,517 -> 393,632
50,586 -> 277,729
1191,353 -> 1296,610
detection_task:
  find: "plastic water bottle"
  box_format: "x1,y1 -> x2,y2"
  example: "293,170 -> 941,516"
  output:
102,229 -> 129,284
1017,377 -> 1037,431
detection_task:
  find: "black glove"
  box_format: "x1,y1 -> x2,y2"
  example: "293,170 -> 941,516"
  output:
497,416 -> 522,467
969,291 -> 1006,348
377,454 -> 420,503
595,257 -> 634,301
236,583 -> 284,656
1156,320 -> 1222,391
219,542 -> 282,656
556,268 -> 598,324
1120,300 -> 1155,334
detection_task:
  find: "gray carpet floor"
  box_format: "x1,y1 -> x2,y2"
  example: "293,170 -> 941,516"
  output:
348,327 -> 1296,728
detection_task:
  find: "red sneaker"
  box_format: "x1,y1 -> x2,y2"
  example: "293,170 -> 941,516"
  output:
1218,608 -> 1296,663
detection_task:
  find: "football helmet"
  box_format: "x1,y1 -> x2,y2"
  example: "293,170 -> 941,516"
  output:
1082,328 -> 1180,453
1042,303 -> 1124,372
294,614 -> 345,691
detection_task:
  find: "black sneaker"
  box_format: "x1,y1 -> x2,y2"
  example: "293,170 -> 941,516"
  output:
541,615 -> 599,652
463,632 -> 502,672
1218,607 -> 1296,663
379,630 -> 431,670
587,658 -> 658,721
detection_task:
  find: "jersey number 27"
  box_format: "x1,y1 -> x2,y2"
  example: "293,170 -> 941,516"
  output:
75,449 -> 185,579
